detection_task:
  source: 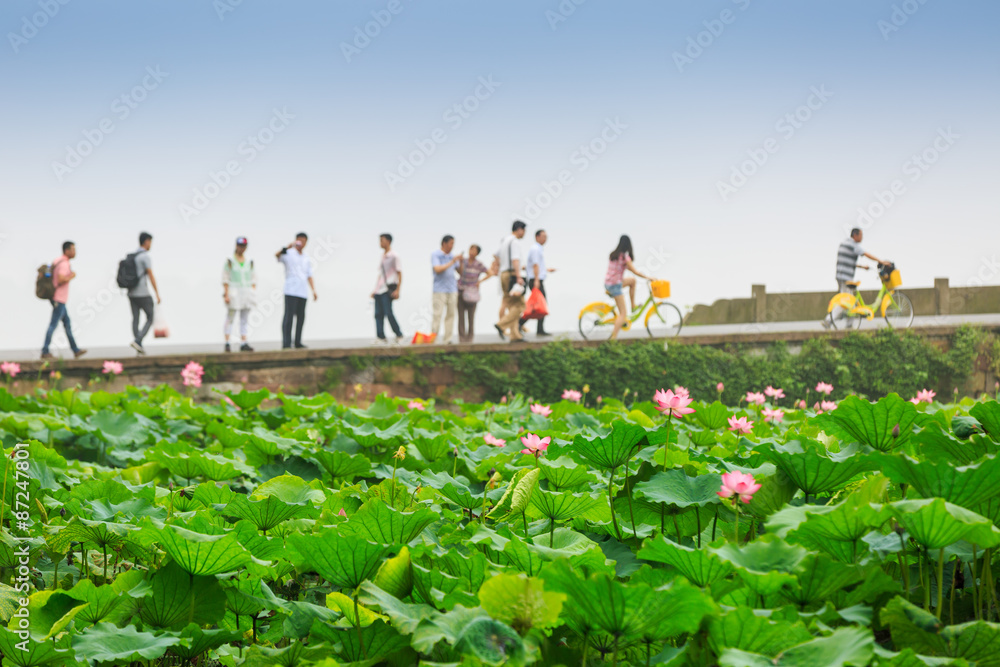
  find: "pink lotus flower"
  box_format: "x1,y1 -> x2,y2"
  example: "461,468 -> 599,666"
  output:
764,386 -> 785,400
530,403 -> 552,417
914,389 -> 936,404
484,434 -> 506,447
500,396 -> 507,403
796,400 -> 807,410
821,400 -> 837,412
717,382 -> 725,393
816,382 -> 834,395
717,471 -> 762,504
408,400 -> 425,410
0,362 -> 21,378
727,416 -> 754,434
596,396 -> 602,403
762,408 -> 784,423
102,360 -> 123,375
909,397 -> 921,405
180,361 -> 204,388
561,389 -> 582,402
520,433 -> 551,457
745,392 -> 766,406
653,388 -> 696,418
673,386 -> 690,399
338,508 -> 347,517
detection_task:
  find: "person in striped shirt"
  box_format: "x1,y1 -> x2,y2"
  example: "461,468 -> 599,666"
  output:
823,228 -> 889,328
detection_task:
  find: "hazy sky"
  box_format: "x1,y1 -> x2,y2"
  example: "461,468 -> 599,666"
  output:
2,0 -> 998,353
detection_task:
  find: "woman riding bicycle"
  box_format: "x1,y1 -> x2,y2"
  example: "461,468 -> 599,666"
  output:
605,235 -> 653,340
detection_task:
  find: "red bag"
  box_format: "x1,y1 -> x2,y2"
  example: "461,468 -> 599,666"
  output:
522,288 -> 549,320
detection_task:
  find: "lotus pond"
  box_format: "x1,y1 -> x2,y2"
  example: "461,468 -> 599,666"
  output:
2,382 -> 1000,666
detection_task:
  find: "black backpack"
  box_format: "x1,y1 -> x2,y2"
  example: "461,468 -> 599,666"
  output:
35,264 -> 56,300
117,251 -> 143,289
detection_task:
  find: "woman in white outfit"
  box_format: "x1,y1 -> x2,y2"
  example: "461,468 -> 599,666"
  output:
222,236 -> 257,352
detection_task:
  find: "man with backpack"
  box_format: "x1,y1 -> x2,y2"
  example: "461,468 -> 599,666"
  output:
222,236 -> 256,352
118,232 -> 160,355
40,241 -> 87,360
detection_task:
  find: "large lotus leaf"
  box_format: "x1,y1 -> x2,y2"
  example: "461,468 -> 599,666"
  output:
528,489 -> 603,522
339,499 -> 438,545
413,432 -> 453,462
65,569 -> 146,626
342,419 -> 409,448
311,449 -> 371,481
743,471 -> 798,520
11,591 -> 88,642
781,553 -> 866,606
478,573 -> 565,632
875,453 -> 1000,509
223,492 -> 313,533
538,455 -> 599,489
872,647 -> 969,666
817,393 -> 917,451
167,623 -> 244,660
232,520 -> 286,561
325,591 -> 386,626
357,581 -> 438,636
137,561 -> 226,629
695,401 -> 732,430
89,410 -> 150,447
916,423 -> 997,466
224,387 -> 271,410
288,530 -> 388,589
571,420 -> 648,470
971,401 -> 1000,443
438,549 -> 490,593
718,626 -> 874,667
880,596 -> 1000,663
252,474 -> 325,503
236,641 -> 339,667
197,452 -> 254,481
48,518 -> 137,552
374,546 -> 413,599
224,576 -> 267,618
0,626 -> 73,666
888,499 -> 1000,550
767,440 -> 873,495
71,622 -> 179,663
634,469 -> 723,508
424,471 -> 482,511
638,537 -> 734,587
456,617 -> 527,666
157,524 -> 252,576
708,607 -> 813,657
488,468 -> 541,522
313,618 -> 410,663
713,535 -> 809,596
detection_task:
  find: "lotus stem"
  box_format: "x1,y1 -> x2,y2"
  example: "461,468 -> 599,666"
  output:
712,508 -> 719,541
922,548 -> 930,612
662,414 -> 674,471
734,505 -> 740,545
973,544 -> 980,621
581,635 -> 589,667
950,557 -> 958,625
354,590 -> 367,658
623,459 -> 638,540
896,549 -> 910,599
936,548 -> 945,619
550,519 -> 555,548
608,469 -> 622,541
522,511 -> 529,541
612,635 -> 619,667
696,510 -> 702,548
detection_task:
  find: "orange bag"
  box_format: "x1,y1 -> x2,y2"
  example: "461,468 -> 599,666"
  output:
522,288 -> 549,320
410,332 -> 437,345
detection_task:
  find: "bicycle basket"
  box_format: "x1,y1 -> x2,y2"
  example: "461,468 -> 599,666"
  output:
651,280 -> 671,298
887,270 -> 902,288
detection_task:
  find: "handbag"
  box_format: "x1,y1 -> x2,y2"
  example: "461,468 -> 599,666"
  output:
461,286 -> 480,303
523,287 -> 549,319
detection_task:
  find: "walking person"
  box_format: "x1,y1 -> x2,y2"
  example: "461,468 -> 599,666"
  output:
519,229 -> 556,337
823,228 -> 889,328
222,236 -> 256,352
40,241 -> 87,359
431,235 -> 462,344
605,235 -> 653,341
276,232 -> 317,349
457,244 -> 494,343
494,221 -> 528,343
126,232 -> 160,355
371,233 -> 404,345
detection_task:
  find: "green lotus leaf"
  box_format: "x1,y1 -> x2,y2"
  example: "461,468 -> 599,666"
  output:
743,471 -> 798,520
528,488 -> 603,522
136,561 -> 226,629
48,517 -> 138,553
71,622 -> 180,663
875,453 -> 1000,509
65,569 -> 146,626
633,469 -> 723,508
288,530 -> 388,589
90,410 -> 150,447
342,419 -> 409,448
571,420 -> 648,470
970,401 -> 1000,443
456,616 -> 526,665
357,581 -> 438,637
952,415 -> 984,440
888,499 -> 1000,550
11,591 -> 88,642
157,524 -> 251,576
638,536 -> 734,587
538,455 -> 599,490
712,535 -> 809,596
767,440 -> 873,496
223,387 -> 271,410
708,606 -> 813,657
167,623 -> 243,660
817,393 -> 917,451
0,626 -> 73,666
413,432 -> 453,461
311,449 -> 371,481
224,576 -> 267,618
478,572 -> 565,632
311,618 -> 409,663
718,626 -> 874,667
488,468 -> 538,522
223,491 -> 314,534
238,641 -> 340,667
423,471 -> 483,511
412,563 -> 473,609
374,546 -> 413,599
781,552 -> 866,606
916,423 -> 997,465
872,646 -> 969,666
339,499 -> 438,544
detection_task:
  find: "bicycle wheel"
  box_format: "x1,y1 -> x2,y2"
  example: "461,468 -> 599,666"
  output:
579,304 -> 615,341
646,301 -> 683,338
883,291 -> 914,329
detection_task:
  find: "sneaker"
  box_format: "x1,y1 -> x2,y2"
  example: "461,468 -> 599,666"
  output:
225,343 -> 232,353
394,336 -> 405,345
821,318 -> 832,330
40,352 -> 55,360
510,337 -> 527,344
240,343 -> 254,352
373,338 -> 388,346
536,331 -> 552,337
130,341 -> 145,355
74,349 -> 87,358
294,344 -> 307,349
494,324 -> 506,341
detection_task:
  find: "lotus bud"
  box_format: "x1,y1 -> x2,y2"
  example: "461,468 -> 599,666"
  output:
338,508 -> 347,517
488,467 -> 496,478
892,424 -> 900,439
169,482 -> 174,490
393,446 -> 406,461
178,489 -> 187,498
59,507 -> 66,517
583,384 -> 590,393
66,553 -> 73,566
892,520 -> 905,535
452,447 -> 459,458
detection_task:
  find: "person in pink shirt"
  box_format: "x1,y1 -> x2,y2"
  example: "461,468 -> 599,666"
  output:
604,235 -> 653,340
41,241 -> 87,359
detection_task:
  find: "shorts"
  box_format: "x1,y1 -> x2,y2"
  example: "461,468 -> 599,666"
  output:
605,283 -> 624,297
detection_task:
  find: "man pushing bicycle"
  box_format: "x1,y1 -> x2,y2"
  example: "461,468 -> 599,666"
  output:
822,228 -> 891,329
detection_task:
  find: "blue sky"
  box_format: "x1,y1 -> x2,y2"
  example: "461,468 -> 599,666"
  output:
1,0 -> 997,351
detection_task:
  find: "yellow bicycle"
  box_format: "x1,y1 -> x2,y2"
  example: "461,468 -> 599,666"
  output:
578,280 -> 683,340
826,262 -> 914,330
